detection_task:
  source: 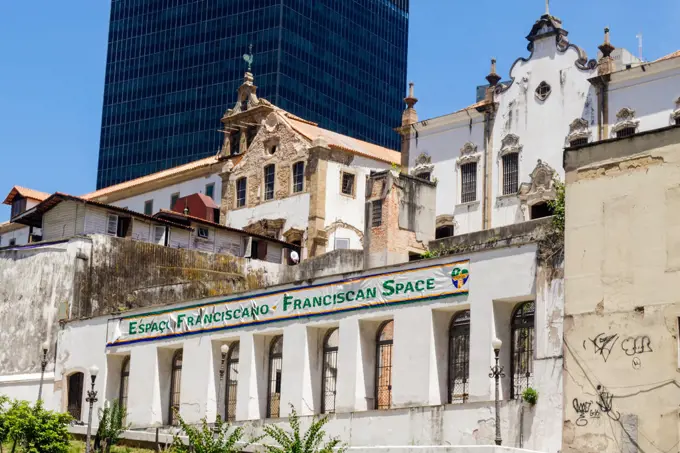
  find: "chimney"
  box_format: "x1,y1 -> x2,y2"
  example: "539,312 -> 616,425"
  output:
363,170 -> 436,269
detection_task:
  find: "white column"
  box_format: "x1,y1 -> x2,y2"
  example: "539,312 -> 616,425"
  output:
235,332 -> 266,420
469,300 -> 493,401
179,337 -> 215,424
335,318 -> 363,412
392,307 -> 437,407
280,325 -> 317,416
127,345 -> 162,427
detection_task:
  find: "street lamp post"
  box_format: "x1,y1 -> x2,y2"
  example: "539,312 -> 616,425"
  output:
216,344 -> 229,425
37,341 -> 49,402
489,338 -> 505,446
85,365 -> 99,453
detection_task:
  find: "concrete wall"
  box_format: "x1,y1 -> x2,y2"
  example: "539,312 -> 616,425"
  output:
0,225 -> 32,247
109,174 -> 222,215
563,126 -> 680,453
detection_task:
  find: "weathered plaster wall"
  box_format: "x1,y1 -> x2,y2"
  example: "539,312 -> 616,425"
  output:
0,225 -> 32,247
563,127 -> 680,453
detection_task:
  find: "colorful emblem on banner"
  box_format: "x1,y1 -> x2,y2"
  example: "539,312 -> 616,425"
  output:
451,265 -> 469,289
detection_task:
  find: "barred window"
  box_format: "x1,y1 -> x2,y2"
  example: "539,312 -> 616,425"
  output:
448,310 -> 470,404
460,163 -> 477,203
264,165 -> 275,201
67,372 -> 84,421
119,357 -> 130,413
371,200 -> 383,227
511,302 -> 535,400
292,162 -> 305,193
236,177 -> 247,208
169,350 -> 183,425
321,328 -> 339,413
341,172 -> 355,196
267,336 -> 283,418
502,153 -> 519,195
375,320 -> 394,410
616,127 -> 636,138
225,342 -> 239,422
569,137 -> 588,147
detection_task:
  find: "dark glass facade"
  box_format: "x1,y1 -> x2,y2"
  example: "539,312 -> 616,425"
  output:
98,0 -> 409,189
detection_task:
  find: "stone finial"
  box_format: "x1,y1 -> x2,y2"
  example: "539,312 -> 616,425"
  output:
597,27 -> 616,76
486,58 -> 501,87
401,82 -> 418,126
599,27 -> 615,58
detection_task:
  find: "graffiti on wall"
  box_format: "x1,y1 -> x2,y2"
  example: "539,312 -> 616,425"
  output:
573,385 -> 620,427
583,332 -> 653,367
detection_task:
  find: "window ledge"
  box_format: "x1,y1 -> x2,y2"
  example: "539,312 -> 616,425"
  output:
497,193 -> 519,200
339,192 -> 356,199
455,200 -> 480,208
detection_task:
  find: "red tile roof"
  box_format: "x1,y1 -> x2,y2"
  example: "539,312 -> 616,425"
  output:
2,186 -> 50,205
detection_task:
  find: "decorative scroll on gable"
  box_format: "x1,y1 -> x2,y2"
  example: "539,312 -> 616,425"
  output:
456,142 -> 481,166
243,218 -> 286,238
566,118 -> 591,145
611,107 -> 640,135
499,134 -> 523,158
519,159 -> 556,207
671,97 -> 680,123
411,152 -> 434,176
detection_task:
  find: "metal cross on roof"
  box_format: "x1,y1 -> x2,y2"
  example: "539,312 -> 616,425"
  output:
545,0 -> 550,15
243,44 -> 254,72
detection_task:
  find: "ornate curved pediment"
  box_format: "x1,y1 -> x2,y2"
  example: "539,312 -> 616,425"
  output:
499,134 -> 523,158
519,159 -> 556,206
435,214 -> 458,229
612,107 -> 640,134
243,218 -> 286,238
411,152 -> 434,176
566,118 -> 591,145
456,142 -> 481,166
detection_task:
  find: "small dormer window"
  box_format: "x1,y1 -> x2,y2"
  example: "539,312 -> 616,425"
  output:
535,82 -> 551,101
10,197 -> 26,218
241,98 -> 248,112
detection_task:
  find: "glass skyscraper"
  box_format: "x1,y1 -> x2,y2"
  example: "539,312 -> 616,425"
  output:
97,0 -> 409,189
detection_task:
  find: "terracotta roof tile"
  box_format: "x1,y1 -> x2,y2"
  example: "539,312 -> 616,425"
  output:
81,155 -> 221,201
2,186 -> 50,205
656,50 -> 680,62
287,117 -> 400,165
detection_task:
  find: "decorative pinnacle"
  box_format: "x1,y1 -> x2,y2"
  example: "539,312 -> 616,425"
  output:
486,58 -> 501,87
598,27 -> 615,58
404,81 -> 418,108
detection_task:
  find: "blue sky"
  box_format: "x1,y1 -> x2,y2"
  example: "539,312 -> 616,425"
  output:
1,0 -> 678,221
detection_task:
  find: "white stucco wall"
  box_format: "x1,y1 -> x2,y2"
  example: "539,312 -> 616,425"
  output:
108,174 -> 222,215
51,245 -> 562,452
0,226 -> 31,247
607,63 -> 680,136
226,193 -> 310,237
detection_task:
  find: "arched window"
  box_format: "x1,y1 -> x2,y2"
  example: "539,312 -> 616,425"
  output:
267,336 -> 283,418
225,342 -> 239,422
67,372 -> 84,420
375,320 -> 394,410
511,302 -> 535,399
321,328 -> 339,413
119,357 -> 130,410
169,350 -> 183,425
448,310 -> 470,404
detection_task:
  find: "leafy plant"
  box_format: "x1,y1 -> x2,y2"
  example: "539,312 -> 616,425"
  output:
171,413 -> 255,453
548,178 -> 565,233
0,395 -> 9,453
262,405 -> 345,453
522,387 -> 538,406
96,401 -> 129,453
5,399 -> 71,453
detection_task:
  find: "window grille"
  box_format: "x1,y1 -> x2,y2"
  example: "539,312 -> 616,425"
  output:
107,215 -> 118,236
293,162 -> 305,193
511,302 -> 535,399
460,163 -> 477,203
267,336 -> 283,418
236,178 -> 247,207
321,328 -> 339,413
169,350 -> 183,425
448,310 -> 470,404
535,81 -> 551,101
264,165 -> 275,201
371,200 -> 383,227
119,357 -> 130,419
225,342 -> 239,422
341,172 -> 355,196
375,320 -> 394,410
144,200 -> 153,216
569,137 -> 588,147
502,153 -> 519,195
416,171 -> 431,181
616,127 -> 636,138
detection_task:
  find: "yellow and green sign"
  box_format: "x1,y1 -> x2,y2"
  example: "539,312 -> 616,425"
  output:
106,259 -> 470,347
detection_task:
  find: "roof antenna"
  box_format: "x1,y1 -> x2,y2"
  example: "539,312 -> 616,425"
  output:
545,0 -> 550,16
636,33 -> 643,61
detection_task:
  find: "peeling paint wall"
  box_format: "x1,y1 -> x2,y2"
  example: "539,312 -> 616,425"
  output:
563,127 -> 680,453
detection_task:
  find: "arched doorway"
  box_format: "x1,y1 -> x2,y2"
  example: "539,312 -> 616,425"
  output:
67,372 -> 84,420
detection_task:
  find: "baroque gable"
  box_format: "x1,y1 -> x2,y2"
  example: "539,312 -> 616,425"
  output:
566,118 -> 591,145
519,159 -> 556,206
611,107 -> 640,135
456,142 -> 481,166
411,152 -> 434,175
499,134 -> 523,158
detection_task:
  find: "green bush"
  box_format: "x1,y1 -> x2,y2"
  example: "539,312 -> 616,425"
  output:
171,412 -> 256,453
522,387 -> 539,406
263,405 -> 345,453
4,399 -> 72,453
96,401 -> 129,453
